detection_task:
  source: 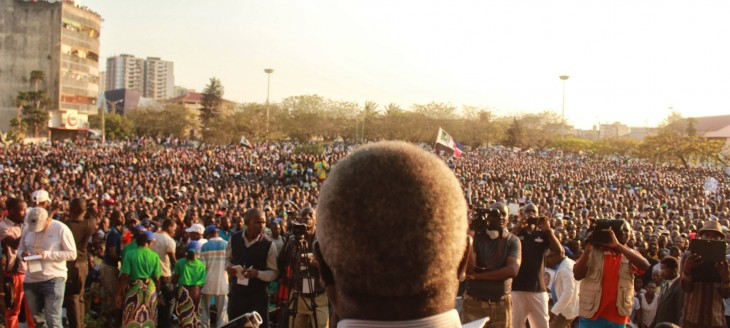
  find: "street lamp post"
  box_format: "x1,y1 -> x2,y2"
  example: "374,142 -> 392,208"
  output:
559,75 -> 569,137
104,99 -> 123,144
264,68 -> 274,143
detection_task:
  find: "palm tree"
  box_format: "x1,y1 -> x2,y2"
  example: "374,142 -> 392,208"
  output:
30,70 -> 45,92
361,101 -> 379,143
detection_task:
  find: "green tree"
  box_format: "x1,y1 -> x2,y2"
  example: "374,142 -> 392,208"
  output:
360,100 -> 379,143
504,118 -> 523,148
412,102 -> 457,120
127,105 -> 196,139
686,117 -> 697,137
200,77 -> 224,140
89,112 -> 134,140
17,71 -> 51,137
550,138 -> 595,154
594,138 -> 639,162
281,95 -> 329,142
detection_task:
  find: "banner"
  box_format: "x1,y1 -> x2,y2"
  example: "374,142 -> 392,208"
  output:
434,127 -> 463,158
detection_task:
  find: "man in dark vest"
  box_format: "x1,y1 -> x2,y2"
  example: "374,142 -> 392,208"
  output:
225,208 -> 279,328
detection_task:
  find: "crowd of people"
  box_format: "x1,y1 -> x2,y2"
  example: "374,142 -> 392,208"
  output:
0,138 -> 728,328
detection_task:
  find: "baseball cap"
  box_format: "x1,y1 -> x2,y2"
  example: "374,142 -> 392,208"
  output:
142,231 -> 156,241
133,225 -> 147,233
185,223 -> 205,234
31,190 -> 51,204
187,240 -> 202,254
205,225 -> 219,235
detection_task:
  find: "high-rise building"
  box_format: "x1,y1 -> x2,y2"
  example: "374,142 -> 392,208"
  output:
144,57 -> 175,100
106,54 -> 175,100
105,54 -> 145,92
0,0 -> 102,134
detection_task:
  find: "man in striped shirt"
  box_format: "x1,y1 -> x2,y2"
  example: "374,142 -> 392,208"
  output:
200,225 -> 229,328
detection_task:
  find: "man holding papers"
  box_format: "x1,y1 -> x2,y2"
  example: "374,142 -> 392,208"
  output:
18,207 -> 77,328
225,208 -> 278,328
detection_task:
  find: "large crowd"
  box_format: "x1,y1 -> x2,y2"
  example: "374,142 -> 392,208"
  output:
0,138 -> 729,328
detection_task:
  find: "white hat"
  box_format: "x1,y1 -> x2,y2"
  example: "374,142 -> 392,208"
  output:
185,224 -> 205,234
25,207 -> 50,232
31,190 -> 51,204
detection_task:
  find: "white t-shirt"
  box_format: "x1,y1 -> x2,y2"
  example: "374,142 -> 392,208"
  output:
150,232 -> 176,277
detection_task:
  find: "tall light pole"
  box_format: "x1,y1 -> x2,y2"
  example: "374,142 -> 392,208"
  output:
104,98 -> 123,144
559,75 -> 569,137
264,68 -> 274,143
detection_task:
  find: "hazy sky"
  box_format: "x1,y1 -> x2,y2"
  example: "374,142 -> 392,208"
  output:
83,0 -> 730,129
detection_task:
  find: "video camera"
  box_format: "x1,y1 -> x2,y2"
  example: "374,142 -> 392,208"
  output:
290,222 -> 310,240
470,207 -> 502,231
586,219 -> 626,245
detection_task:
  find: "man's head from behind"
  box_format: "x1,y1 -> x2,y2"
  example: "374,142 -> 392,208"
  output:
316,141 -> 468,320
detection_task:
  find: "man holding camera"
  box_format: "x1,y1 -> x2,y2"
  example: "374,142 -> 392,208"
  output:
510,203 -> 564,328
679,221 -> 730,328
574,219 -> 650,328
463,202 -> 522,328
279,207 -> 329,328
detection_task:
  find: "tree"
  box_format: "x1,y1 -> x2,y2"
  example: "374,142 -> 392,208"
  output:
638,129 -> 726,167
89,112 -> 134,140
16,72 -> 51,137
360,101 -> 379,143
504,118 -> 524,148
550,138 -> 595,154
412,102 -> 457,120
127,105 -> 196,139
594,138 -> 639,162
200,77 -> 224,134
686,117 -> 697,137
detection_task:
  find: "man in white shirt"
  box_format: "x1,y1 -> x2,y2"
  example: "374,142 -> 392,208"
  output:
150,218 -> 177,328
546,249 -> 580,328
19,207 -> 77,328
200,225 -> 229,328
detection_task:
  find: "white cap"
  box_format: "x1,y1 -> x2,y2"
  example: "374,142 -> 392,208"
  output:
185,223 -> 205,234
25,207 -> 50,232
31,190 -> 51,204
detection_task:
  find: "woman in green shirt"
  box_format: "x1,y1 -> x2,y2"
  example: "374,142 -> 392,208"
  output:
173,240 -> 207,328
117,231 -> 162,328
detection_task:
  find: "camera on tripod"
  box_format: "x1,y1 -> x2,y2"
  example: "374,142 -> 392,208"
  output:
586,219 -> 626,245
290,222 -> 310,240
470,208 -> 502,231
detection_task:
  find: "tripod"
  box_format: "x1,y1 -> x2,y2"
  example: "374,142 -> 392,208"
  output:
278,235 -> 319,328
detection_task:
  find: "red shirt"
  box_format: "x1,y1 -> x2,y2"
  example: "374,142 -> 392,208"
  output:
591,249 -> 645,324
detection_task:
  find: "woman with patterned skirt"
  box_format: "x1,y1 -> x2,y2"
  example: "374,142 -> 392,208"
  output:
117,231 -> 162,328
173,240 -> 207,328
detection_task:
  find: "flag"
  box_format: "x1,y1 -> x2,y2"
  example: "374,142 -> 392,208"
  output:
434,127 -> 463,158
239,136 -> 252,148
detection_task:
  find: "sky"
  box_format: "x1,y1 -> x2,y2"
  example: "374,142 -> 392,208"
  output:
82,0 -> 730,129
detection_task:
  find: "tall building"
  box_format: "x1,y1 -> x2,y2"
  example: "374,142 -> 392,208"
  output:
106,54 -> 175,100
144,57 -> 174,100
0,0 -> 102,134
105,54 -> 145,92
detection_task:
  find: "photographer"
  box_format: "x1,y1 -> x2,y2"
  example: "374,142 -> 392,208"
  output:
463,202 -> 521,328
679,221 -> 730,328
279,207 -> 329,328
574,219 -> 650,327
511,203 -> 564,328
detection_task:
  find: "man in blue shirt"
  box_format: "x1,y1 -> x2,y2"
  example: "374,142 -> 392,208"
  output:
101,209 -> 124,327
